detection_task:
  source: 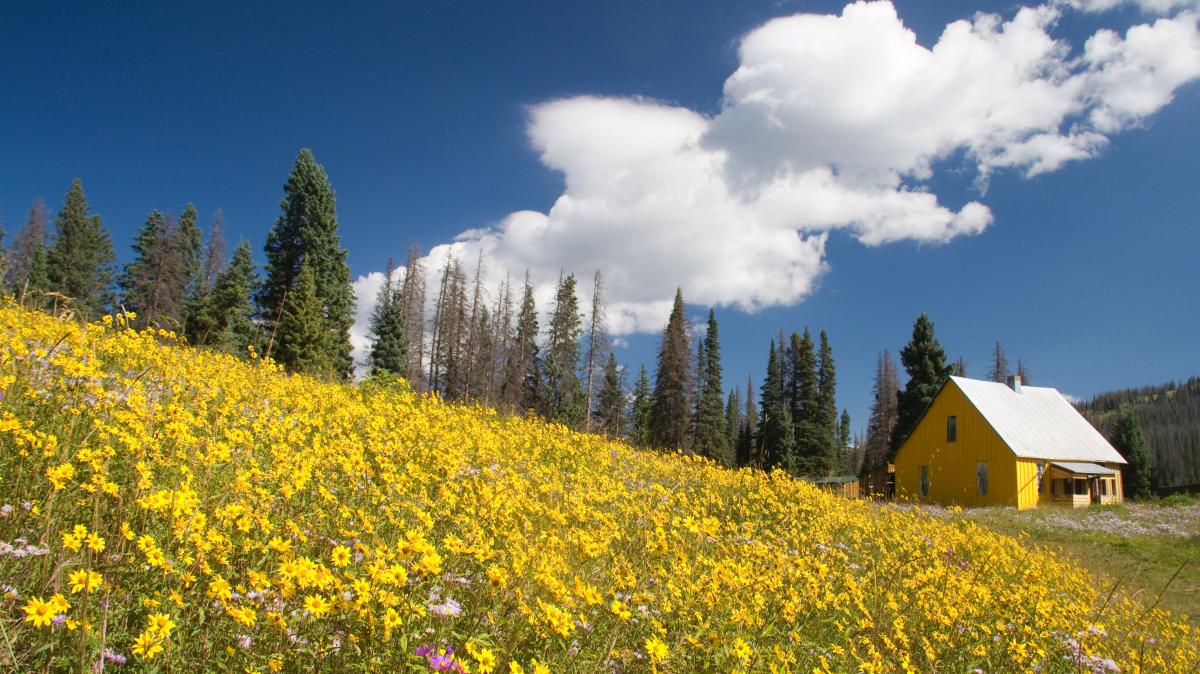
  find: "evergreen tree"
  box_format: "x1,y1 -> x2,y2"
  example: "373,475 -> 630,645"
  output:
629,364 -> 654,447
121,210 -> 187,328
184,211 -> 228,345
837,410 -> 852,474
595,353 -> 625,438
583,271 -> 607,432
864,350 -> 900,471
204,240 -> 260,354
1111,409 -> 1153,499
502,272 -> 540,414
272,260 -> 328,375
987,341 -> 1009,383
429,258 -> 468,397
894,314 -> 953,450
725,389 -> 741,465
737,376 -> 757,467
369,259 -> 408,375
543,273 -> 585,427
6,199 -> 48,293
259,149 -> 355,377
398,244 -> 427,388
952,356 -> 968,377
758,340 -> 796,471
469,305 -> 495,401
694,309 -> 729,461
791,329 -> 824,474
46,179 -> 115,318
1016,358 -> 1031,385
488,274 -> 515,403
816,329 -> 838,473
649,288 -> 692,450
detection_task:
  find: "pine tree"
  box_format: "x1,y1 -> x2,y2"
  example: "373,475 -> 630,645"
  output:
46,179 -> 115,318
204,240 -> 259,354
596,353 -> 625,438
1016,359 -> 1031,385
543,273 -> 585,427
864,350 -> 900,471
1111,408 -> 1153,499
894,314 -> 953,450
952,356 -> 967,377
725,389 -> 741,466
121,210 -> 187,328
6,199 -> 48,293
272,260 -> 328,375
737,376 -> 757,467
628,365 -> 653,446
259,149 -> 355,377
817,329 -> 838,473
987,341 -> 1009,383
694,309 -> 729,461
502,272 -> 540,415
488,274 -> 515,403
758,340 -> 796,471
583,271 -> 607,432
184,211 -> 227,345
837,410 -> 852,474
398,244 -> 427,388
469,305 -> 495,401
430,258 -> 468,397
791,329 -> 823,474
649,288 -> 692,450
369,259 -> 408,376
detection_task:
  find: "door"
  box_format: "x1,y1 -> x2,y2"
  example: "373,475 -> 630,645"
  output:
1090,477 -> 1101,504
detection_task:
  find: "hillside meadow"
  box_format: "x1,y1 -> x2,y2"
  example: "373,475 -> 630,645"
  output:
0,304 -> 1194,672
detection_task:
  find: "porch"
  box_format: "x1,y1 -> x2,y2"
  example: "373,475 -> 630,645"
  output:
1047,461 -> 1121,508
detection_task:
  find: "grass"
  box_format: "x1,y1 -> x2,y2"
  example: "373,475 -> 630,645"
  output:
947,502 -> 1200,625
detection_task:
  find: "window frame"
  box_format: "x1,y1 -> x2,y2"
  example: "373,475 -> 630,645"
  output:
947,415 -> 957,443
977,462 -> 989,496
919,465 -> 929,497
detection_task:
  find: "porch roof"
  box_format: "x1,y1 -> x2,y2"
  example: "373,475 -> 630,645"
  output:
1051,461 -> 1117,476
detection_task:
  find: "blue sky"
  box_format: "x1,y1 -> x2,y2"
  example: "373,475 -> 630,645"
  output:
2,0 -> 1198,431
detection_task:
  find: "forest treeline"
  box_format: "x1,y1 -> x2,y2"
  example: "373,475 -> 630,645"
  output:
0,149 -> 856,476
1076,377 -> 1200,489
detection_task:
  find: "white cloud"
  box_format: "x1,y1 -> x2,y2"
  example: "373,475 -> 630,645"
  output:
1060,0 -> 1199,14
351,1 -> 1200,368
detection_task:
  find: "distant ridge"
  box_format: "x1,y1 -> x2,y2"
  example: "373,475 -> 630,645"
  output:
1076,377 -> 1200,488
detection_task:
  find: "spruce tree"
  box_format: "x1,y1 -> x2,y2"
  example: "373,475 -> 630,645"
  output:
1111,409 -> 1153,499
369,259 -> 408,376
737,376 -> 757,467
987,341 -> 1009,383
398,244 -> 427,388
894,314 -> 953,450
259,149 -> 355,377
817,330 -> 838,472
121,210 -> 186,328
583,271 -> 607,432
758,340 -> 796,471
205,240 -> 260,355
864,350 -> 900,471
837,410 -> 852,474
6,199 -> 48,293
184,211 -> 228,345
629,365 -> 653,447
694,309 -> 729,461
543,273 -> 586,427
502,272 -> 540,414
595,353 -> 625,438
725,389 -> 741,465
1016,359 -> 1031,385
46,179 -> 115,318
791,329 -> 823,474
649,288 -> 691,450
272,260 -> 328,375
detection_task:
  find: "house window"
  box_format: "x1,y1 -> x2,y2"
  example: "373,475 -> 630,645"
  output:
977,462 -> 989,496
947,416 -> 957,442
1036,461 -> 1046,493
1100,479 -> 1108,496
920,465 -> 929,496
1074,479 -> 1088,496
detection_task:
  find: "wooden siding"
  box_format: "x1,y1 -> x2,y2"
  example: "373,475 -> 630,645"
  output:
894,380 -> 1024,508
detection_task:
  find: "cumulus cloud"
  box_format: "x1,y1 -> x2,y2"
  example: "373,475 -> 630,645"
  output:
351,1 -> 1200,367
1061,0 -> 1199,14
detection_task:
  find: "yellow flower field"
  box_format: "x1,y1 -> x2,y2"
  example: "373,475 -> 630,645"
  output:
0,303 -> 1193,672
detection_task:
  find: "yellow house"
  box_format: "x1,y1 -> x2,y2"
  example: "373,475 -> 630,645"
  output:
894,375 -> 1126,509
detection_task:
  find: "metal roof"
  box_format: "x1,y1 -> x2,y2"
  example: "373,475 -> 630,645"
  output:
1051,461 -> 1118,475
949,376 -> 1127,464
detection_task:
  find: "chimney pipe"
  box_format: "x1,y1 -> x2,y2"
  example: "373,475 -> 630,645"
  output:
1007,374 -> 1022,393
